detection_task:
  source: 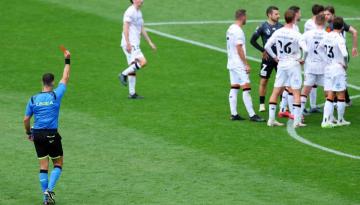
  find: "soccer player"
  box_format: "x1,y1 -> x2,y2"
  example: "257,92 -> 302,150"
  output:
265,9 -> 307,128
303,4 -> 325,113
324,6 -> 358,106
300,14 -> 327,118
24,50 -> 71,205
278,5 -> 302,119
226,9 -> 265,122
250,6 -> 282,112
119,0 -> 157,99
319,17 -> 350,128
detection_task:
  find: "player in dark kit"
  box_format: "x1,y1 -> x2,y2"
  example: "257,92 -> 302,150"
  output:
23,49 -> 71,205
250,6 -> 283,112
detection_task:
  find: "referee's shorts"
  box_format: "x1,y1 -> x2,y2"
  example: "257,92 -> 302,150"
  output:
32,129 -> 63,160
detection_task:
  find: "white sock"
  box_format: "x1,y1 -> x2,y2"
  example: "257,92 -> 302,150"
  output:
300,95 -> 307,115
229,88 -> 239,116
269,103 -> 277,121
309,87 -> 317,109
242,89 -> 256,117
280,90 -> 289,112
293,104 -> 301,125
337,101 -> 346,122
288,93 -> 294,114
128,75 -> 136,95
122,62 -> 140,75
323,100 -> 334,124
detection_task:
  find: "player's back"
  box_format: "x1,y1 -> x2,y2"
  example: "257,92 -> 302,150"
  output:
272,27 -> 302,66
226,24 -> 246,69
304,29 -> 327,63
321,32 -> 348,66
304,19 -> 316,32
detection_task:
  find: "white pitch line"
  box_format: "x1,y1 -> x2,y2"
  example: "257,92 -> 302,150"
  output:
146,27 -> 360,90
145,17 -> 360,26
287,120 -> 360,160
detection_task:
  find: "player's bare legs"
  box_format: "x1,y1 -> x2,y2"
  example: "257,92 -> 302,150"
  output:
259,78 -> 268,112
335,91 -> 350,126
120,57 -> 147,99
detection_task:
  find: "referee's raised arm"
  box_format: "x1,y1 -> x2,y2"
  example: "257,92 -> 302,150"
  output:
60,50 -> 71,85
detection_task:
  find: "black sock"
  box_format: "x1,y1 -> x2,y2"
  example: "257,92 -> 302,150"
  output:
345,89 -> 350,103
260,96 -> 265,104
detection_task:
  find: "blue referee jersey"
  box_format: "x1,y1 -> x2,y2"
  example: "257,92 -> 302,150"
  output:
25,83 -> 66,129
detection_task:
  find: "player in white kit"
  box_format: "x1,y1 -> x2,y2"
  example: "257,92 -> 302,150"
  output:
278,6 -> 301,119
319,17 -> 350,128
226,9 -> 265,122
119,0 -> 157,99
300,14 -> 327,118
303,4 -> 325,113
265,9 -> 307,128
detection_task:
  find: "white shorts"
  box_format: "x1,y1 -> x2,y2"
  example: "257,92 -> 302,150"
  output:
229,69 -> 250,86
122,45 -> 144,65
304,73 -> 324,87
324,74 -> 347,92
274,63 -> 302,89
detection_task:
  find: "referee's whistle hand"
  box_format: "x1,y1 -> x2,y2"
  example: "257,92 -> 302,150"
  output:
26,135 -> 34,142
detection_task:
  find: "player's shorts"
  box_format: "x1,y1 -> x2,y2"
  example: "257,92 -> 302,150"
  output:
229,68 -> 250,86
259,58 -> 277,79
33,129 -> 63,159
324,64 -> 347,92
122,45 -> 144,65
274,62 -> 302,89
304,73 -> 324,87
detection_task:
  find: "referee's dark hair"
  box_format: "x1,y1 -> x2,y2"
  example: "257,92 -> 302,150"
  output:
324,6 -> 335,14
312,4 -> 324,15
289,5 -> 300,13
333,16 -> 344,30
266,6 -> 279,17
42,73 -> 55,87
285,9 -> 296,24
130,0 -> 133,3
235,9 -> 246,20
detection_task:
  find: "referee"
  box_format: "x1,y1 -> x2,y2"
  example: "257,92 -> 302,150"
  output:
23,49 -> 71,205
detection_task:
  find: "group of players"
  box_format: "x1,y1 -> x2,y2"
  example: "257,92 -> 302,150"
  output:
226,4 -> 358,128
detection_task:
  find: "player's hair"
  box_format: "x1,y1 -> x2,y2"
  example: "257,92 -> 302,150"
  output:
42,73 -> 55,87
266,6 -> 279,17
333,16 -> 344,30
130,0 -> 133,3
312,4 -> 324,15
324,6 -> 335,14
235,9 -> 247,20
315,14 -> 326,26
288,6 -> 300,13
284,9 -> 296,23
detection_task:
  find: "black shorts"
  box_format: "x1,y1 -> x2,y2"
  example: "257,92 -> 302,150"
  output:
33,130 -> 63,159
259,58 -> 278,79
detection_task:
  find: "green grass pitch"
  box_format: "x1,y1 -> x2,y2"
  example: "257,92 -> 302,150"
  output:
0,0 -> 359,204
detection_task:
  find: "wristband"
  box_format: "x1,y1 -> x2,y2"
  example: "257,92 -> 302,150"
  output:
26,131 -> 32,136
65,58 -> 71,65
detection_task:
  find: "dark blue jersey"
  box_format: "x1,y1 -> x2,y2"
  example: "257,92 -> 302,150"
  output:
250,21 -> 283,53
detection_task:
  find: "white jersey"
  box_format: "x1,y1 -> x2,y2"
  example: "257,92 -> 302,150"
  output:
292,24 -> 300,33
265,26 -> 306,68
304,19 -> 316,32
121,5 -> 143,47
319,32 -> 348,75
303,28 -> 327,74
226,24 -> 246,70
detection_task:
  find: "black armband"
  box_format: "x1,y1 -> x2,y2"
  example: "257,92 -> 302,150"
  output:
65,58 -> 71,65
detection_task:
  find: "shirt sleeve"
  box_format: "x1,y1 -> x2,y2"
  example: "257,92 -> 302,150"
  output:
264,32 -> 277,59
250,25 -> 265,52
299,33 -> 308,53
343,22 -> 350,32
54,83 -> 67,100
123,9 -> 132,23
235,29 -> 244,45
25,98 -> 33,117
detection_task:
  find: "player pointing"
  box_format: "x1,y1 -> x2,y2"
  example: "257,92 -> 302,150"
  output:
119,0 -> 156,99
226,9 -> 265,122
24,48 -> 71,205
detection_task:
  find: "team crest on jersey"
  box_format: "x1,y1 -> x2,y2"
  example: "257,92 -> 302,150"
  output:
266,29 -> 271,35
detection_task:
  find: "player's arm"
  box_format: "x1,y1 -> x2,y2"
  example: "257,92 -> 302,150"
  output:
264,35 -> 277,61
236,44 -> 250,73
348,26 -> 358,57
141,26 -> 156,51
339,39 -> 349,68
60,50 -> 71,85
250,26 -> 268,60
23,100 -> 33,141
123,22 -> 132,53
298,34 -> 308,64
